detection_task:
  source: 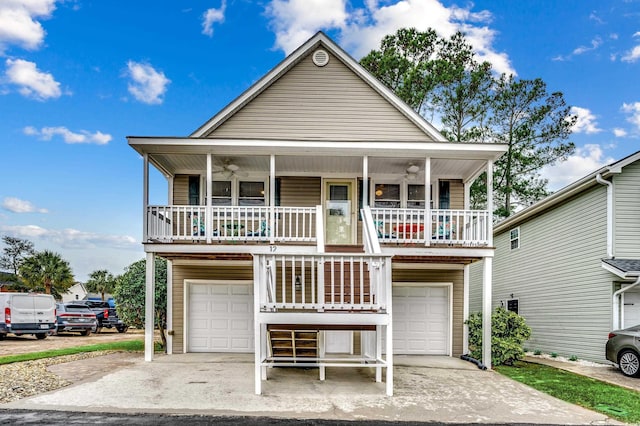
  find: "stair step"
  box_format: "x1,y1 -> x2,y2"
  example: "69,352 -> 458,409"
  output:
324,245 -> 364,253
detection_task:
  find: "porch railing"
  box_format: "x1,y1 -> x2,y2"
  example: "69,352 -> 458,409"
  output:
255,253 -> 391,312
370,208 -> 490,246
145,205 -> 317,243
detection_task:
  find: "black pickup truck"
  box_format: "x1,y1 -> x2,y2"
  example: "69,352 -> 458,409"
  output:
77,300 -> 128,333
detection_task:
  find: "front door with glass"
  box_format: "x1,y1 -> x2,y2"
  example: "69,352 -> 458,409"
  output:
325,181 -> 355,245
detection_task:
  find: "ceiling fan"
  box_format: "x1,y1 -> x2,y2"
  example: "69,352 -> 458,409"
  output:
404,163 -> 420,181
213,160 -> 248,179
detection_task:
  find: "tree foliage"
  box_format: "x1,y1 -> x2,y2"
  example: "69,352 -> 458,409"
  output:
114,257 -> 167,348
361,28 -> 576,218
466,307 -> 532,366
0,236 -> 35,275
18,250 -> 75,298
85,269 -> 116,301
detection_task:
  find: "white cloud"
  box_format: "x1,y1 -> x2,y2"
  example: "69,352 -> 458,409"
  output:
266,0 -> 348,55
613,128 -> 627,137
621,102 -> 640,130
570,106 -> 602,134
5,58 -> 61,100
572,37 -> 602,55
541,144 -> 614,192
2,197 -> 48,213
125,61 -> 170,105
266,0 -> 515,75
0,224 -> 139,250
621,45 -> 640,63
0,0 -> 56,53
202,1 -> 226,37
23,125 -> 112,145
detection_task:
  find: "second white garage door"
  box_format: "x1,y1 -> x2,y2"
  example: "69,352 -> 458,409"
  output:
187,282 -> 253,353
624,291 -> 640,329
393,286 -> 450,355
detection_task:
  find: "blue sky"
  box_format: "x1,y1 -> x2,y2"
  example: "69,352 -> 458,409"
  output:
1,0 -> 639,281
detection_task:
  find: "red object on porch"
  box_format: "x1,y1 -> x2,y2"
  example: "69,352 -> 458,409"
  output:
394,223 -> 424,235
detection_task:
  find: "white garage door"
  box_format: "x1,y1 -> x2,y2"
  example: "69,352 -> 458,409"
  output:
393,286 -> 449,355
188,282 -> 253,353
624,291 -> 640,329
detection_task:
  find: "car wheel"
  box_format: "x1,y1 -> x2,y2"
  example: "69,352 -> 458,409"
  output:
80,329 -> 91,336
35,333 -> 47,340
117,326 -> 128,333
618,350 -> 640,377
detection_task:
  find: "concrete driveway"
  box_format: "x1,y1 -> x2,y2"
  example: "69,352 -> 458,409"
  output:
3,353 -> 620,424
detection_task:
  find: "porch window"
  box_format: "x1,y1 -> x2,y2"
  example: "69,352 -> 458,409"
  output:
407,184 -> 425,209
239,181 -> 266,206
374,184 -> 400,208
212,181 -> 232,206
510,227 -> 520,250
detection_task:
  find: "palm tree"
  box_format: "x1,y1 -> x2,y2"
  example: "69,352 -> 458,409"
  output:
85,269 -> 116,301
19,250 -> 74,297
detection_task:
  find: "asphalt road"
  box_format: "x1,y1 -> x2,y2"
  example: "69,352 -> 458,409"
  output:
0,410 -> 545,426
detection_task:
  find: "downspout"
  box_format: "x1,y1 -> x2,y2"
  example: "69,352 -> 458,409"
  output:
595,173 -> 613,258
613,276 -> 640,330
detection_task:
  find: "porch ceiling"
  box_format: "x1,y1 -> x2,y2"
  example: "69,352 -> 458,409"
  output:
130,138 -> 505,182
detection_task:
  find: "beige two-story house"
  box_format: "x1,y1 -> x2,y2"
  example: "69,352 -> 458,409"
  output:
128,32 -> 506,395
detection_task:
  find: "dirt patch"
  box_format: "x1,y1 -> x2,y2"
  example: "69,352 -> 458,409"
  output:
0,329 -> 146,357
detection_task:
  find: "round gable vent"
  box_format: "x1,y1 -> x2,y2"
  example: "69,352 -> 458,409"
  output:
312,49 -> 329,67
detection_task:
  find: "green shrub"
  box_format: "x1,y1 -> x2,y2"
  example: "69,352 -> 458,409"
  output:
551,352 -> 558,358
534,349 -> 542,355
466,307 -> 532,366
569,355 -> 578,361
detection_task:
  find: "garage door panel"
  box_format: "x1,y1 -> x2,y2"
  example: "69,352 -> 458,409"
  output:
393,285 -> 449,355
188,283 -> 254,353
624,291 -> 640,328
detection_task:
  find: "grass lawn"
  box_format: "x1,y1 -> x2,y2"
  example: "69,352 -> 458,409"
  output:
496,361 -> 640,424
0,340 -> 146,365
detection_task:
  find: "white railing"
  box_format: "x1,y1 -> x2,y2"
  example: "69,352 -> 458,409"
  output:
370,208 -> 490,246
256,253 -> 391,312
361,206 -> 381,254
145,205 -> 317,243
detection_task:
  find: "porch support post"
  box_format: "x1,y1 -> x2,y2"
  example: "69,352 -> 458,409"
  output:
482,256 -> 493,369
385,257 -> 393,396
253,256 -> 262,394
362,155 -> 369,208
486,160 -> 494,246
463,264 -> 470,354
168,176 -> 174,204
166,259 -> 173,355
270,154 -> 276,245
144,252 -> 155,362
463,181 -> 470,211
424,157 -> 431,246
142,153 -> 149,243
206,154 -> 212,244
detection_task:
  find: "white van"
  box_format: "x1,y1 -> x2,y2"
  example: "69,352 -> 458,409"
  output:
0,293 -> 57,340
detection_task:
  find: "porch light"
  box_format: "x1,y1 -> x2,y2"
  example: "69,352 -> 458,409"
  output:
295,276 -> 302,290
406,164 -> 420,174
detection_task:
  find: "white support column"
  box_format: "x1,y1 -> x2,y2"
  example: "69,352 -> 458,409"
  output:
463,182 -> 471,211
144,252 -> 155,362
463,264 -> 470,355
385,258 -> 393,396
166,260 -> 173,355
253,256 -> 262,394
375,326 -> 382,382
424,157 -> 431,246
206,154 -> 213,244
270,155 -> 276,245
482,256 -> 493,369
362,155 -> 369,208
486,160 -> 494,246
142,153 -> 149,243
319,331 -> 326,381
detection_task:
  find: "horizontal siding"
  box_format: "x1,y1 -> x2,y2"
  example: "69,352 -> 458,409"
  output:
171,263 -> 253,354
468,260 -> 483,313
614,160 -> 640,257
449,179 -> 464,210
484,185 -> 612,362
280,177 -> 321,206
173,175 -> 190,205
392,268 -> 464,356
208,50 -> 433,142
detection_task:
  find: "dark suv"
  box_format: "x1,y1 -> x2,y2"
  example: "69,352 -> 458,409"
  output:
77,300 -> 128,333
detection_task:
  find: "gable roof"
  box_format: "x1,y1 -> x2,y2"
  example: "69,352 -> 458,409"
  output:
494,149 -> 640,234
190,32 -> 446,142
602,258 -> 640,279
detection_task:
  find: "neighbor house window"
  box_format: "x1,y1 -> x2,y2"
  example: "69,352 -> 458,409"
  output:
239,181 -> 265,206
374,184 -> 400,208
407,184 -> 425,209
211,181 -> 232,205
510,227 -> 520,250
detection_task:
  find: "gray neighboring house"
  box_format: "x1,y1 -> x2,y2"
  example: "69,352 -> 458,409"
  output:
470,150 -> 640,363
